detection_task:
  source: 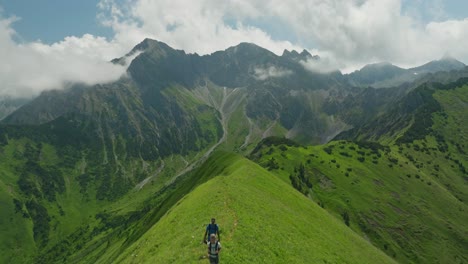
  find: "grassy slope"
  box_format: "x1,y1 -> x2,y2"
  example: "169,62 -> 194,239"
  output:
0,137 -> 217,263
251,85 -> 468,263
114,152 -> 395,264
255,142 -> 467,263
0,138 -> 120,263
0,176 -> 36,263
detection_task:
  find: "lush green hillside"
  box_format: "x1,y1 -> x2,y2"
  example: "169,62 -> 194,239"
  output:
0,126 -> 218,263
335,78 -> 468,144
252,140 -> 467,263
114,152 -> 395,263
250,83 -> 468,263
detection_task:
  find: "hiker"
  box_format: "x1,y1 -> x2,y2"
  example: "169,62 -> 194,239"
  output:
207,234 -> 221,264
203,218 -> 220,243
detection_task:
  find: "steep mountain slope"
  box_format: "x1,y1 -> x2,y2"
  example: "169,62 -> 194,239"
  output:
0,96 -> 30,120
251,78 -> 468,263
114,152 -> 395,264
335,78 -> 468,144
3,39 -> 351,147
252,139 -> 467,263
0,82 -> 223,263
2,79 -> 222,158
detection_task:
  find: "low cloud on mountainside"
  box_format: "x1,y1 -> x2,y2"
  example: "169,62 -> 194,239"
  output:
1,0 -> 468,97
299,52 -> 342,74
253,66 -> 293,80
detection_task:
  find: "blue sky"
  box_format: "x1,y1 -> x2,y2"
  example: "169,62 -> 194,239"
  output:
403,0 -> 468,21
0,0 -> 467,97
0,0 -> 112,42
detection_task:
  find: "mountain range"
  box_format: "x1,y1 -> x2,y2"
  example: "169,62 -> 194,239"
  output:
346,56 -> 466,88
0,39 -> 466,263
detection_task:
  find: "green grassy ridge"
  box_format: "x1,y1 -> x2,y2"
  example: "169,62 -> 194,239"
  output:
251,137 -> 467,263
44,151 -> 235,263
114,152 -> 395,264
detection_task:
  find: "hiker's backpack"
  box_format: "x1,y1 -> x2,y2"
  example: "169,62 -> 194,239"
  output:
208,241 -> 219,255
207,223 -> 218,234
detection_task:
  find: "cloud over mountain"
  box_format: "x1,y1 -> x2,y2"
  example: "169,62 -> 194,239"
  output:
0,17 -> 128,97
253,66 -> 293,80
1,0 -> 468,96
98,0 -> 468,71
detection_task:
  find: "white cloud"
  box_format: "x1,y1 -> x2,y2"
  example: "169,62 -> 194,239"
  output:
270,0 -> 467,70
300,57 -> 339,74
97,0 -> 468,72
425,18 -> 468,58
253,66 -> 292,80
0,16 -> 128,98
97,0 -> 302,55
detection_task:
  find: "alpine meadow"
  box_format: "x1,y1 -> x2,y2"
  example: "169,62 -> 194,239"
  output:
1,2 -> 468,263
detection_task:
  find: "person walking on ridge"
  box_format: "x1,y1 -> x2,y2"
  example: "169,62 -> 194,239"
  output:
203,218 -> 220,243
207,234 -> 221,264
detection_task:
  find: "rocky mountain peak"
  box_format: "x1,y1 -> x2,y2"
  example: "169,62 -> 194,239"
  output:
282,49 -> 317,61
